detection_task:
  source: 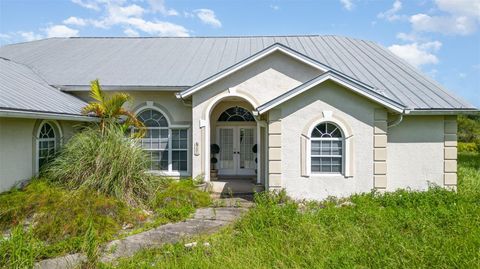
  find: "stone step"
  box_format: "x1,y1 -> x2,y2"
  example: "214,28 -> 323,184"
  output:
210,179 -> 264,194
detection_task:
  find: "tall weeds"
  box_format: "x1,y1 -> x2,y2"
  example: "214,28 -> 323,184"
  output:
43,124 -> 156,207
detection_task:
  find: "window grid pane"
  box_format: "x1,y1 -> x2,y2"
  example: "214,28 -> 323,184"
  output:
137,109 -> 188,173
310,122 -> 344,174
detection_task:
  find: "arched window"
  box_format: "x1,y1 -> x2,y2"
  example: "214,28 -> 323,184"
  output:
37,122 -> 58,170
136,108 -> 188,172
310,122 -> 343,174
218,107 -> 255,122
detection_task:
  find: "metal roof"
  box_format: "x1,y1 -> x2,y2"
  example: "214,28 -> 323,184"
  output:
0,57 -> 87,116
0,35 -> 475,110
256,70 -> 406,114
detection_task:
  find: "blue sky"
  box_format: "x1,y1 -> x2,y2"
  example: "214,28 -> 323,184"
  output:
0,0 -> 479,106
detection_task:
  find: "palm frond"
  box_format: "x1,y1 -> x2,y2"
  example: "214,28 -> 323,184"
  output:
89,79 -> 105,103
105,93 -> 130,117
82,102 -> 105,117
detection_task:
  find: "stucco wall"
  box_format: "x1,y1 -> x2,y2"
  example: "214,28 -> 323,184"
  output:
0,117 -> 80,192
190,51 -> 322,179
73,91 -> 191,125
387,115 -> 445,191
277,81 -> 380,200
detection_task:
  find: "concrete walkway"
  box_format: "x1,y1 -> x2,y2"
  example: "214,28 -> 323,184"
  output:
34,206 -> 249,269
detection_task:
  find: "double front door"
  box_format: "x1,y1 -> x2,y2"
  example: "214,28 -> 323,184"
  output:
216,127 -> 256,176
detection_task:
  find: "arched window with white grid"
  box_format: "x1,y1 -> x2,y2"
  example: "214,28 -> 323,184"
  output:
310,122 -> 344,174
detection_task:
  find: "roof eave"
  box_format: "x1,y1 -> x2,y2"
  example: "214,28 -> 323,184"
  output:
405,108 -> 480,115
0,108 -> 98,121
255,71 -> 406,115
177,43 -> 330,99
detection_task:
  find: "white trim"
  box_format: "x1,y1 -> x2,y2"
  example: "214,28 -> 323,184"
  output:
0,109 -> 96,121
134,103 -> 172,127
257,74 -> 404,114
35,120 -> 63,174
203,91 -> 260,182
134,105 -> 191,175
177,44 -> 328,99
305,119 -> 352,178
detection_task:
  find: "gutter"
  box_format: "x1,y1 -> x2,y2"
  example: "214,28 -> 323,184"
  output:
405,109 -> 479,115
0,109 -> 98,122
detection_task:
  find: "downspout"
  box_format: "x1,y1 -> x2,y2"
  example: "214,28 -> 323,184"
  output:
387,112 -> 404,128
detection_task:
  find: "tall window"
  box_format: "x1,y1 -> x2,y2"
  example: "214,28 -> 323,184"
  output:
310,122 -> 343,174
218,106 -> 255,122
37,122 -> 57,170
136,108 -> 188,172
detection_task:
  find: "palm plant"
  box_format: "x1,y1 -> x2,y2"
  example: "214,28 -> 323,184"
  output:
82,79 -> 144,137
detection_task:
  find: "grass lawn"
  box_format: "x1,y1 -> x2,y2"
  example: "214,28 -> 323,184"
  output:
0,179 -> 210,268
106,153 -> 480,269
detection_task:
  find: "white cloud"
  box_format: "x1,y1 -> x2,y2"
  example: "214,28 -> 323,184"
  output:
71,0 -> 100,11
270,5 -> 280,11
396,32 -> 418,42
63,16 -> 87,26
388,41 -> 442,68
19,31 -> 43,41
408,0 -> 480,35
194,9 -> 221,28
45,25 -> 79,38
340,0 -> 354,11
458,72 -> 467,78
378,0 -> 404,21
435,0 -> 480,19
123,28 -> 139,37
148,0 -> 179,16
410,13 -> 477,35
126,18 -> 189,36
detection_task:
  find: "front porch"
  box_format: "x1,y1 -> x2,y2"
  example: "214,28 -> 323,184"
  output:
210,177 -> 265,195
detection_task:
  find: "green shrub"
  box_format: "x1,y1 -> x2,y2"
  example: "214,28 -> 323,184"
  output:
43,124 -> 157,207
0,226 -> 41,269
0,180 -> 143,259
458,142 -> 478,153
81,219 -> 100,268
151,180 -> 211,221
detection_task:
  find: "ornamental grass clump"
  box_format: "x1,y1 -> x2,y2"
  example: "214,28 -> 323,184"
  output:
43,124 -> 155,207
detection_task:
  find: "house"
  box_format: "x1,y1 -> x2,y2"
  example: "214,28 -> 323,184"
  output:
0,36 -> 477,199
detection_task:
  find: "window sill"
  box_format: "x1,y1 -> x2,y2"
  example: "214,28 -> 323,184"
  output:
309,173 -> 349,179
146,170 -> 191,177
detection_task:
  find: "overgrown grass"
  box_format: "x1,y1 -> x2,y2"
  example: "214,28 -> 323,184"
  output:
0,180 -> 143,262
0,178 -> 211,267
108,153 -> 480,269
43,125 -> 157,207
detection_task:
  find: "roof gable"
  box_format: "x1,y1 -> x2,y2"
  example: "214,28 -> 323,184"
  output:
177,43 -> 329,99
256,70 -> 406,114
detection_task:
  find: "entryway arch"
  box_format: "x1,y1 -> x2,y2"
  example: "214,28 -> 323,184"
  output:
203,92 -> 264,184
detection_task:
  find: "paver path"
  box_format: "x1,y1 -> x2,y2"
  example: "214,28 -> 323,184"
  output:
34,206 -> 249,269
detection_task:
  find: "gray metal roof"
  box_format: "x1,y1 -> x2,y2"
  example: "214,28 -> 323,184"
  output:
0,57 -> 87,116
0,35 -> 475,110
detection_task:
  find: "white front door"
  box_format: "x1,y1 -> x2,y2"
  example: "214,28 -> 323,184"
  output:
217,126 -> 256,176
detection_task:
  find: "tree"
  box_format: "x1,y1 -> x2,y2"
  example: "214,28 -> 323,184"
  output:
82,79 -> 144,137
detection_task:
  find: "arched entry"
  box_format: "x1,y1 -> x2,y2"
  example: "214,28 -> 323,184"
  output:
214,106 -> 257,176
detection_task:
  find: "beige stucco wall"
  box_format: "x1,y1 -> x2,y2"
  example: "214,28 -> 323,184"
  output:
387,115 -> 445,191
73,91 -> 191,125
190,51 -> 322,179
277,81 -> 380,200
0,117 -> 80,192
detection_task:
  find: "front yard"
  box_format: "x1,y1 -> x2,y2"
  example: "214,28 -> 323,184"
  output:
106,153 -> 480,269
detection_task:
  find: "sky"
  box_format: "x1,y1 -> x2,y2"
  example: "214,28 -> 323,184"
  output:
0,0 -> 479,107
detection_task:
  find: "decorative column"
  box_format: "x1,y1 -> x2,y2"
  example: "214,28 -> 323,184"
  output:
268,109 -> 282,190
444,116 -> 458,190
373,109 -> 388,190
